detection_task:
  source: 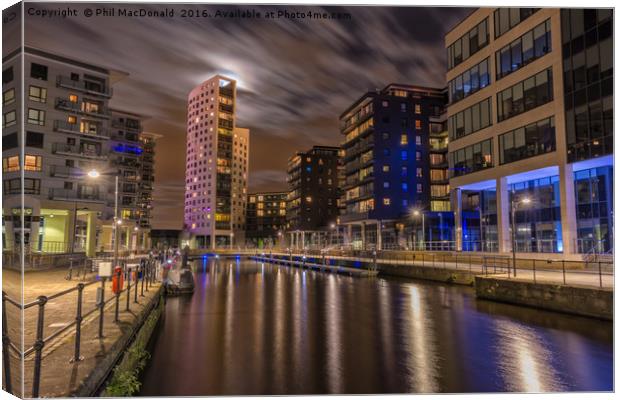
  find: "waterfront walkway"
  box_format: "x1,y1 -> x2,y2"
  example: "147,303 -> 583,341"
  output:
252,251 -> 614,289
2,263 -> 162,397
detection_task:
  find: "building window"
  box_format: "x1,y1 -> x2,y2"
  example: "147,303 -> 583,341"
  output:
447,17 -> 489,70
30,63 -> 48,81
415,120 -> 422,130
417,184 -> 423,193
496,19 -> 552,80
415,104 -> 421,114
562,9 -> 613,162
448,97 -> 492,141
69,94 -> 78,103
3,111 -> 16,127
416,151 -> 421,161
2,156 -> 19,172
401,166 -> 407,177
27,108 -> 45,126
382,101 -> 389,107
383,181 -> 390,188
494,8 -> 539,39
497,68 -> 553,122
382,132 -> 390,140
416,168 -> 423,177
449,139 -> 493,177
415,136 -> 422,145
448,58 -> 490,103
401,183 -> 408,192
400,151 -> 408,161
3,67 -> 13,84
24,155 -> 42,171
400,103 -> 406,112
383,198 -> 390,206
499,117 -> 556,164
3,133 -> 17,149
28,86 -> 47,103
3,89 -> 15,106
382,165 -> 390,172
68,115 -> 77,124
400,134 -> 408,145
26,132 -> 44,148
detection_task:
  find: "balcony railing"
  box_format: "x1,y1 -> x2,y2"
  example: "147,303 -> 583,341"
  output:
57,76 -> 112,98
49,188 -> 105,202
49,165 -> 84,178
55,98 -> 110,119
54,120 -> 109,139
52,143 -> 107,160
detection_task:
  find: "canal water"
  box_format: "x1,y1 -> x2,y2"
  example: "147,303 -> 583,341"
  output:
139,258 -> 612,395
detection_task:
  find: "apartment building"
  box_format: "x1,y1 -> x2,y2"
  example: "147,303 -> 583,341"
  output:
246,191 -> 287,248
339,83 -> 446,250
2,47 -> 160,257
286,146 -> 340,247
446,8 -> 612,257
184,75 -> 250,248
2,47 -> 113,257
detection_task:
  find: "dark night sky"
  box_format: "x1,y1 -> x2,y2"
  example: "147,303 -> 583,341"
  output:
23,3 -> 471,229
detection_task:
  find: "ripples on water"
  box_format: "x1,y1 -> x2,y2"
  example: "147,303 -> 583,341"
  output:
139,258 -> 612,395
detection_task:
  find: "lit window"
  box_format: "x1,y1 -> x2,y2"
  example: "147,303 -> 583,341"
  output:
415,104 -> 421,114
24,155 -> 41,171
382,165 -> 390,172
416,151 -> 421,161
69,94 -> 78,103
27,108 -> 45,125
305,196 -> 312,203
416,136 -> 422,145
3,111 -> 16,127
417,184 -> 423,193
400,134 -> 408,145
383,198 -> 391,206
415,120 -> 422,130
416,168 -> 423,177
28,86 -> 47,103
2,156 -> 19,172
401,151 -> 408,161
249,196 -> 256,203
402,183 -> 408,191
3,89 -> 15,106
383,181 -> 390,188
67,115 -> 77,124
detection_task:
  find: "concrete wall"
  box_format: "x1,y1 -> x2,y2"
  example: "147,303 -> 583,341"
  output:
475,276 -> 612,320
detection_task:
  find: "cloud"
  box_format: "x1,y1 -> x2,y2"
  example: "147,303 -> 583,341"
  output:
24,4 -> 471,228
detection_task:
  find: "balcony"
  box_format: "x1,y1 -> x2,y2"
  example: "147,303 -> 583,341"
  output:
57,76 -> 112,98
52,143 -> 107,160
49,188 -> 105,203
54,120 -> 108,140
50,165 -> 84,178
111,120 -> 141,132
55,98 -> 110,119
219,103 -> 234,113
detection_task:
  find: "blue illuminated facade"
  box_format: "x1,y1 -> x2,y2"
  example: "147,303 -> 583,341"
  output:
574,166 -> 613,253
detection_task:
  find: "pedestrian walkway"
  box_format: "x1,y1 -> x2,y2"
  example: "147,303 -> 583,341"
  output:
263,251 -> 614,289
2,261 -> 162,397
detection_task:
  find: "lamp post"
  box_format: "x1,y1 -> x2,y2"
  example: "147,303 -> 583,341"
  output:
413,210 -> 425,251
88,170 -> 120,267
510,195 -> 531,277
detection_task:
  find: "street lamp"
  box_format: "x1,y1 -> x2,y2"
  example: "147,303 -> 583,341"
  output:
87,169 -> 120,268
412,210 -> 425,251
510,195 -> 531,277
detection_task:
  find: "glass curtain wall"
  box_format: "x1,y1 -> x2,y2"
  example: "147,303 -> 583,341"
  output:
574,166 -> 613,253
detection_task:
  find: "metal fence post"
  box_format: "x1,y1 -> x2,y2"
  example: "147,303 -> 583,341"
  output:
2,292 -> 12,394
32,296 -> 48,398
140,264 -> 145,297
532,260 -> 536,283
134,268 -> 139,303
98,278 -> 106,338
562,260 -> 566,285
598,261 -> 603,288
126,271 -> 132,311
71,283 -> 85,362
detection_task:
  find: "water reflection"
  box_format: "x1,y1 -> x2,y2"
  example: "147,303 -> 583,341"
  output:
139,259 -> 612,396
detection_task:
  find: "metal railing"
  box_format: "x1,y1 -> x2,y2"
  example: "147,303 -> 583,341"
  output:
250,248 -> 613,289
1,257 -> 160,397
